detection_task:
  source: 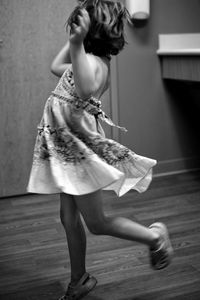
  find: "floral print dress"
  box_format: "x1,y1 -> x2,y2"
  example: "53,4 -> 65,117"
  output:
27,65 -> 157,197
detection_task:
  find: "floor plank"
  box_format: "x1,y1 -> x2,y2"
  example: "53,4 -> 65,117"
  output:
0,171 -> 200,299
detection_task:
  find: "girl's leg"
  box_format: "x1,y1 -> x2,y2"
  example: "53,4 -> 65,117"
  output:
74,190 -> 159,248
60,193 -> 86,285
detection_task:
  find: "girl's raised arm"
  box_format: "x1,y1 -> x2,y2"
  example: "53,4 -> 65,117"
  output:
51,41 -> 71,78
69,9 -> 103,99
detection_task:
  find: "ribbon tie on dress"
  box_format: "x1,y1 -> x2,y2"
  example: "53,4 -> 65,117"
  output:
51,92 -> 128,132
84,96 -> 128,132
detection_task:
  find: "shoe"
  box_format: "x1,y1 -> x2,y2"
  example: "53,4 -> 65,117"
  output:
149,222 -> 173,270
59,272 -> 97,300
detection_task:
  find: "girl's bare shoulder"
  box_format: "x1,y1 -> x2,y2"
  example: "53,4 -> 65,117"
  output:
86,53 -> 110,71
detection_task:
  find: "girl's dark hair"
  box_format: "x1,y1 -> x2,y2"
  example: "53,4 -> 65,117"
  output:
67,0 -> 130,58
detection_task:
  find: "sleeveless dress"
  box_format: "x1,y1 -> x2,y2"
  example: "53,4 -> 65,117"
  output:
27,65 -> 157,197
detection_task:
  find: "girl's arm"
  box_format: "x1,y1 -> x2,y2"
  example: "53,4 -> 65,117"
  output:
69,9 -> 103,99
51,41 -> 71,78
70,43 -> 100,99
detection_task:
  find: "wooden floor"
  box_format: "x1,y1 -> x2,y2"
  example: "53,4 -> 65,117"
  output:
1,171 -> 200,300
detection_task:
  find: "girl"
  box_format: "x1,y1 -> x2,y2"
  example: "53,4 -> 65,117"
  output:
27,1 -> 173,299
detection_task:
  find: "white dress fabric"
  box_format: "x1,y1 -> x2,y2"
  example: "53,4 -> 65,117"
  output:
27,66 -> 157,197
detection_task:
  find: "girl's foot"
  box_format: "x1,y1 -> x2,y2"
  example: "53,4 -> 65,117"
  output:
59,272 -> 97,300
149,222 -> 173,270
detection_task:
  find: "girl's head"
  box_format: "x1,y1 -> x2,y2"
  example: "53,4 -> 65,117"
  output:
67,0 -> 130,59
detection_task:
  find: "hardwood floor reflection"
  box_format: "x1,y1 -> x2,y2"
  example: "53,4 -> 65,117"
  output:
0,171 -> 200,299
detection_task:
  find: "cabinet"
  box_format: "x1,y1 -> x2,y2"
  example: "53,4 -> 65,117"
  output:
157,34 -> 200,82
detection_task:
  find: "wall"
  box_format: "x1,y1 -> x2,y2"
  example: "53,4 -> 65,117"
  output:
117,0 -> 200,174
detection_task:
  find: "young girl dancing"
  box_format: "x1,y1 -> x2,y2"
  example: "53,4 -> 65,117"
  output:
27,1 -> 173,299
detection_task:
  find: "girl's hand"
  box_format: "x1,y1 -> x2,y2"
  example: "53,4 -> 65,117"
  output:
69,9 -> 90,45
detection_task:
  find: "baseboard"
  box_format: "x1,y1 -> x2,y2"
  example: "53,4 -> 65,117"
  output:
153,156 -> 200,177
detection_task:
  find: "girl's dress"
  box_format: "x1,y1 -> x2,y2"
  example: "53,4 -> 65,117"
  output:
27,65 -> 157,197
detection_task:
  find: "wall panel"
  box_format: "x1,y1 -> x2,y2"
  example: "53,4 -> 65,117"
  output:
117,0 -> 200,174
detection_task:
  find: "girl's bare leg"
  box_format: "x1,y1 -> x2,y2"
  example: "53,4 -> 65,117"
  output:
74,190 -> 159,248
60,193 -> 86,285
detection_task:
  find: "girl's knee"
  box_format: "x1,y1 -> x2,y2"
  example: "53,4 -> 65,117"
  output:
86,216 -> 108,235
74,190 -> 108,234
